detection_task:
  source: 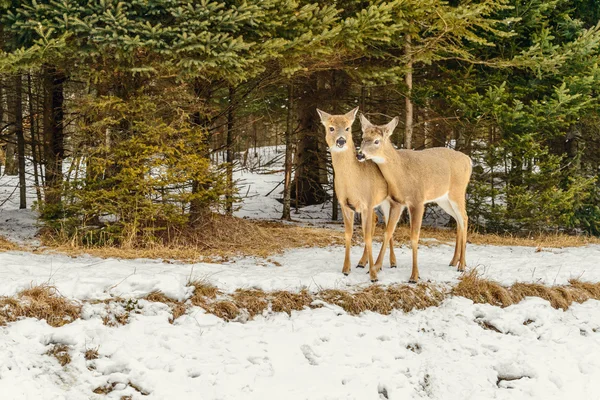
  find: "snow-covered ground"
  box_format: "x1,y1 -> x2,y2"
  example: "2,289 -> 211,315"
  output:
1,149 -> 600,399
3,296 -> 600,399
1,243 -> 599,301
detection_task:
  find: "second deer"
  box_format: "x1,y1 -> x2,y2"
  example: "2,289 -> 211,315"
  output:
358,115 -> 472,283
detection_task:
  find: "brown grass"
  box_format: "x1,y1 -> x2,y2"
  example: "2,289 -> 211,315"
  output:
85,347 -> 99,361
0,285 -> 81,327
391,225 -> 600,248
319,283 -> 447,315
46,344 -> 71,366
3,274 -> 600,328
43,214 -> 345,261
37,217 -> 598,265
0,235 -> 19,251
453,270 -> 600,310
143,290 -> 187,323
270,289 -> 313,314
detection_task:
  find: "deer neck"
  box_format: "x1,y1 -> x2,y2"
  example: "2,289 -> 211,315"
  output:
330,140 -> 360,173
374,143 -> 405,181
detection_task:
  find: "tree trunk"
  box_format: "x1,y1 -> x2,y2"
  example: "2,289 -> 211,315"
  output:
28,73 -> 43,203
0,76 -> 5,174
423,99 -> 432,149
292,76 -> 328,206
14,75 -> 26,209
404,34 -> 413,150
282,82 -> 294,220
42,66 -> 66,213
225,86 -> 235,215
189,81 -> 213,223
5,75 -> 19,176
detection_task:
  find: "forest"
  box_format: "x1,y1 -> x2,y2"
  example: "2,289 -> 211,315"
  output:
1,0 -> 600,248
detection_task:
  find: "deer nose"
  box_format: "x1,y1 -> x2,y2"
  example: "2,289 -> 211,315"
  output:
336,137 -> 346,148
356,151 -> 366,162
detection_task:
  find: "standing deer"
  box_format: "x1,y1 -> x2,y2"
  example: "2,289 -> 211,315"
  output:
357,115 -> 472,283
316,107 -> 403,282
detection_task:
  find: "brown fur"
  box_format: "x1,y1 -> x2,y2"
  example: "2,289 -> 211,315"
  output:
317,107 -> 403,281
359,115 -> 472,282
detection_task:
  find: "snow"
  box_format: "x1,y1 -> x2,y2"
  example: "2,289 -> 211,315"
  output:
2,297 -> 600,399
0,161 -> 40,245
1,149 -> 600,399
0,243 -> 599,301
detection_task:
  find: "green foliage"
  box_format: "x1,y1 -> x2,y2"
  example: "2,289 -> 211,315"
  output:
46,92 -> 225,246
1,0 -> 599,238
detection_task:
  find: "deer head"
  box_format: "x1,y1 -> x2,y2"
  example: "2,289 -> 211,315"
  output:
357,114 -> 399,163
316,107 -> 359,152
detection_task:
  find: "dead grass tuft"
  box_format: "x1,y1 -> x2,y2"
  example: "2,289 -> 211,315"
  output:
270,289 -> 312,314
231,289 -> 269,318
46,344 -> 71,366
0,285 -> 81,327
453,270 -> 600,310
85,347 -> 99,361
0,235 -> 19,251
453,270 -> 513,307
207,300 -> 240,321
319,283 -> 447,315
387,283 -> 447,312
143,290 -> 187,323
189,280 -> 219,301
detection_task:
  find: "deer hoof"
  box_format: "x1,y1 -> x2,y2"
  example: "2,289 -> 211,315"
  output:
408,279 -> 418,284
356,264 -> 365,269
370,279 -> 378,283
390,264 -> 397,268
343,272 -> 349,276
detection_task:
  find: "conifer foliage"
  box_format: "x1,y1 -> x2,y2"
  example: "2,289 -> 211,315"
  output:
0,0 -> 599,242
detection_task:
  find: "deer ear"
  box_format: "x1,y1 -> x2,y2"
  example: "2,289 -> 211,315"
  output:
384,117 -> 399,138
359,113 -> 373,129
344,106 -> 359,121
316,109 -> 331,124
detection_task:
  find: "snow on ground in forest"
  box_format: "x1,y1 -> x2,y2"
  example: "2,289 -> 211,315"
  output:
1,149 -> 600,399
0,160 -> 40,245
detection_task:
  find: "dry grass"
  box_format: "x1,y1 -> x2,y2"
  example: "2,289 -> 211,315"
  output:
270,289 -> 313,314
453,270 -> 600,310
85,347 -> 99,361
44,214 -> 345,261
143,290 -> 187,323
0,235 -> 19,251
0,285 -> 81,327
319,283 -> 446,315
3,273 -> 600,329
391,225 -> 600,248
46,344 -> 71,366
40,217 -> 599,265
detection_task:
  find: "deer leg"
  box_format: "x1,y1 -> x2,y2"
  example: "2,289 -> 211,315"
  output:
437,200 -> 461,267
361,210 -> 377,282
357,210 -> 377,268
408,203 -> 424,283
449,197 -> 468,271
389,204 -> 404,268
375,203 -> 402,270
341,205 -> 355,276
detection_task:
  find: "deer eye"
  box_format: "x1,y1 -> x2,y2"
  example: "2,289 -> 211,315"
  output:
345,127 -> 350,131
329,127 -> 334,132
374,140 -> 380,145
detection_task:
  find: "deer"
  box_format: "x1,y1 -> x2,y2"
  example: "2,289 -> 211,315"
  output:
316,107 -> 404,282
357,114 -> 472,283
